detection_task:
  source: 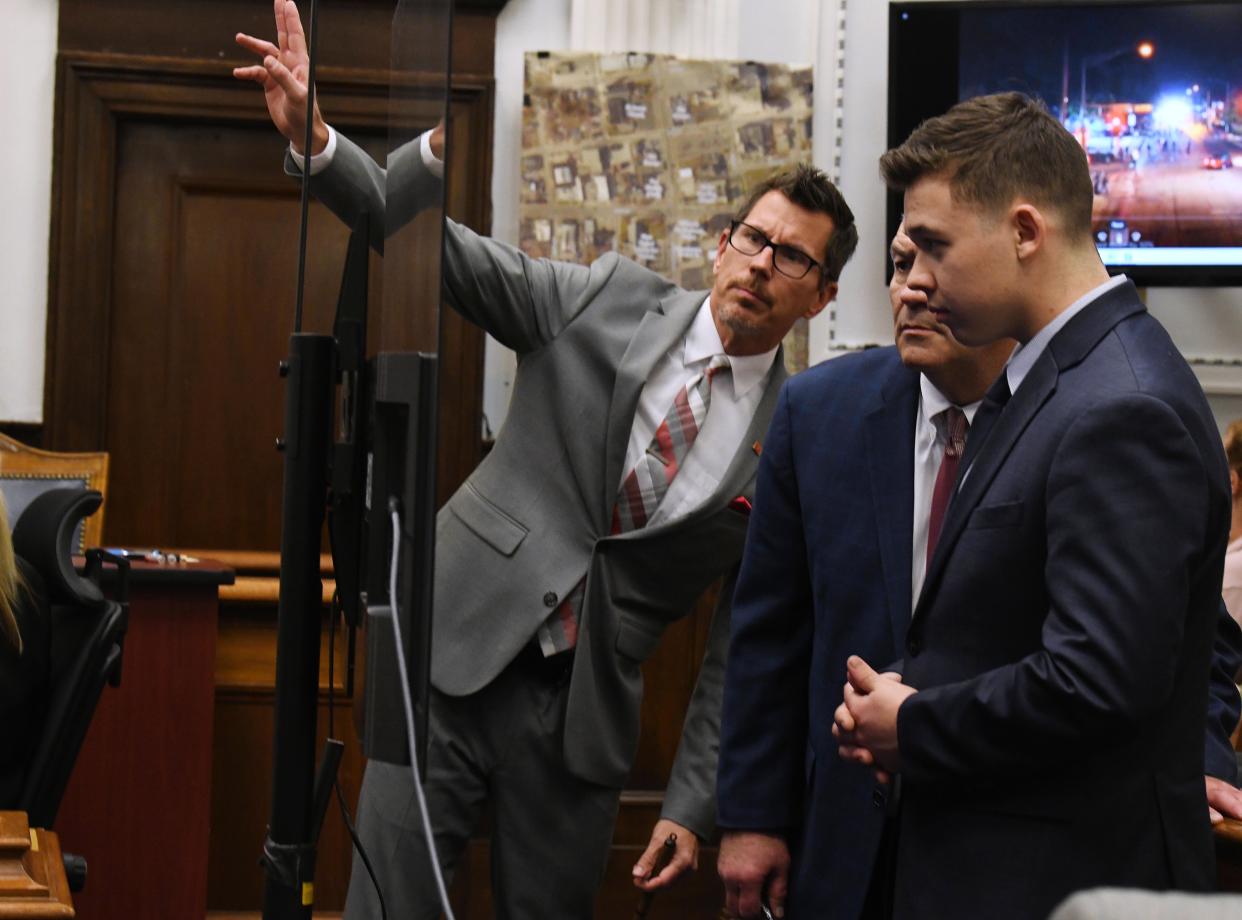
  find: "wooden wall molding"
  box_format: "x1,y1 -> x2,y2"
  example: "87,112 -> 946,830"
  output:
45,51 -> 493,456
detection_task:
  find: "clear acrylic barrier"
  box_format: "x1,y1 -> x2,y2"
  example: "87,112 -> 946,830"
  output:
371,0 -> 453,356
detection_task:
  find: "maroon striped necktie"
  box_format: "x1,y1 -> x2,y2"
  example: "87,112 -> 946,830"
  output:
926,406 -> 968,566
536,356 -> 732,655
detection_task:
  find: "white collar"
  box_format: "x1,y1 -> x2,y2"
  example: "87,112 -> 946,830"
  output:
919,373 -> 983,427
691,295 -> 779,398
1006,274 -> 1128,395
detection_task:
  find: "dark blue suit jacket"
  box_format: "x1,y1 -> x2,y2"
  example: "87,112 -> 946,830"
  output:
717,313 -> 1241,919
898,284 -> 1234,918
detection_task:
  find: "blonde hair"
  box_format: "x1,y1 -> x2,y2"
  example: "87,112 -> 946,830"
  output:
0,491 -> 23,653
1226,418 -> 1242,474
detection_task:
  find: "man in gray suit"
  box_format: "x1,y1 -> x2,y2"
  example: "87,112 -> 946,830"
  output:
235,3 -> 859,916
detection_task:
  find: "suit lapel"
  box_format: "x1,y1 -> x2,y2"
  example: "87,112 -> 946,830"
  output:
917,353 -> 1058,618
601,289 -> 704,527
912,281 -> 1147,623
865,357 -> 920,650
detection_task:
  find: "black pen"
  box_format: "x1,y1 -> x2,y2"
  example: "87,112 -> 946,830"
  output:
633,833 -> 678,918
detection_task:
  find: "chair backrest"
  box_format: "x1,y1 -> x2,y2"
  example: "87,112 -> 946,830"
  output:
19,600 -> 127,829
0,434 -> 109,554
11,488 -> 128,830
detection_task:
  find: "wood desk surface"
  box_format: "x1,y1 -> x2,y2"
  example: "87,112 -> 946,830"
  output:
78,556 -> 235,588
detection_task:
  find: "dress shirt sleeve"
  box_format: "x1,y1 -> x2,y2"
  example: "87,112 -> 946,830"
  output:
286,124 -> 338,175
419,129 -> 445,180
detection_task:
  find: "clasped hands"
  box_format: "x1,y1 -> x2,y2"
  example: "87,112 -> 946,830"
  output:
832,656 -> 918,779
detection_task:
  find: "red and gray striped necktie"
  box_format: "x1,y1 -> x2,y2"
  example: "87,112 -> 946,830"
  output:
536,355 -> 732,655
926,406 -> 968,566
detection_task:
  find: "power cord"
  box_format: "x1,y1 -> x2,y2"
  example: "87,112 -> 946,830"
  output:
335,777 -> 387,920
324,523 -> 387,920
388,499 -> 456,920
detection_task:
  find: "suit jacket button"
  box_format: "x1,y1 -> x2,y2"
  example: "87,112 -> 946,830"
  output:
543,591 -> 558,607
906,635 -> 923,657
872,787 -> 886,807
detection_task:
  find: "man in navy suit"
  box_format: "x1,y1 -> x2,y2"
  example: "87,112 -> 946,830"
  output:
829,92 -> 1238,919
716,227 -> 1242,916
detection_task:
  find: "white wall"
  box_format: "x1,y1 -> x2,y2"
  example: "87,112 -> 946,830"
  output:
483,0 -> 572,436
828,0 -> 1242,430
0,0 -> 58,424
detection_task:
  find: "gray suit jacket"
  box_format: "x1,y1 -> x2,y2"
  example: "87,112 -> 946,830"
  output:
292,134 -> 785,836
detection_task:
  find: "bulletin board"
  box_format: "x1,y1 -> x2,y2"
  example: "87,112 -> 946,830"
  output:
519,50 -> 815,371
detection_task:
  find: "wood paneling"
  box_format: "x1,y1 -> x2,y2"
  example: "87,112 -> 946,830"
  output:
208,690 -> 367,910
55,569 -> 227,920
57,0 -> 496,84
44,53 -> 491,543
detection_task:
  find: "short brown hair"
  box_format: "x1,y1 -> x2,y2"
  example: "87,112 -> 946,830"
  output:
880,92 -> 1094,238
1226,418 -> 1242,472
735,163 -> 859,283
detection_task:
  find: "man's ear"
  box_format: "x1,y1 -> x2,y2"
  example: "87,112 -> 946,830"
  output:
1231,468 -> 1240,499
713,227 -> 731,273
805,281 -> 838,319
1012,203 -> 1045,262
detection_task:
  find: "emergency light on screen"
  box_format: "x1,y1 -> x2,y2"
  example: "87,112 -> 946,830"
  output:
889,0 -> 1242,287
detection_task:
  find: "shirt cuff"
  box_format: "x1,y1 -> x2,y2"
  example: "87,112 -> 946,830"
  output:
288,125 -> 338,176
420,129 -> 445,180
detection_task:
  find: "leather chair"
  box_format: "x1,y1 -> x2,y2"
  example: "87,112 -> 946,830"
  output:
11,488 -> 129,892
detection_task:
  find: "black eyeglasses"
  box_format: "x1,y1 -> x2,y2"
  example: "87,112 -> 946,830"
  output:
727,220 -> 823,280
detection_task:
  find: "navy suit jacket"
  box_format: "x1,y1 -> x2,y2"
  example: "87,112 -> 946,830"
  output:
898,283 -> 1234,919
717,324 -> 1241,918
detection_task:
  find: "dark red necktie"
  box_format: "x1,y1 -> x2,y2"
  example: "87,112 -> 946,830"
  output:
926,406 -> 968,566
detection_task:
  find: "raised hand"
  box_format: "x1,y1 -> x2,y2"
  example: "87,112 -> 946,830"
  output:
233,0 -> 328,154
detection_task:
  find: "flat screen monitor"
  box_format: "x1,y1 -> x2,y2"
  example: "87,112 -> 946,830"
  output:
888,0 -> 1242,286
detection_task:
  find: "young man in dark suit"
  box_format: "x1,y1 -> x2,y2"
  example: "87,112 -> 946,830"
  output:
835,92 -> 1236,919
715,220 -> 1242,919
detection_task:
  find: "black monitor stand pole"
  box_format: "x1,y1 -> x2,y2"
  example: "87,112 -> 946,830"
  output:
255,0 -> 347,912
261,333 -> 343,920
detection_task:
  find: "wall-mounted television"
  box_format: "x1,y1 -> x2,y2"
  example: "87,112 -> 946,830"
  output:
888,0 -> 1242,287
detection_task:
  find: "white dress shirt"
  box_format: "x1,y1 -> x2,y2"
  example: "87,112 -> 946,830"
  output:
911,374 -> 981,607
620,297 -> 777,527
288,125 -> 446,181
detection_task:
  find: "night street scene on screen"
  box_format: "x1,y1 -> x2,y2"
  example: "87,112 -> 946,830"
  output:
957,3 -> 1241,269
